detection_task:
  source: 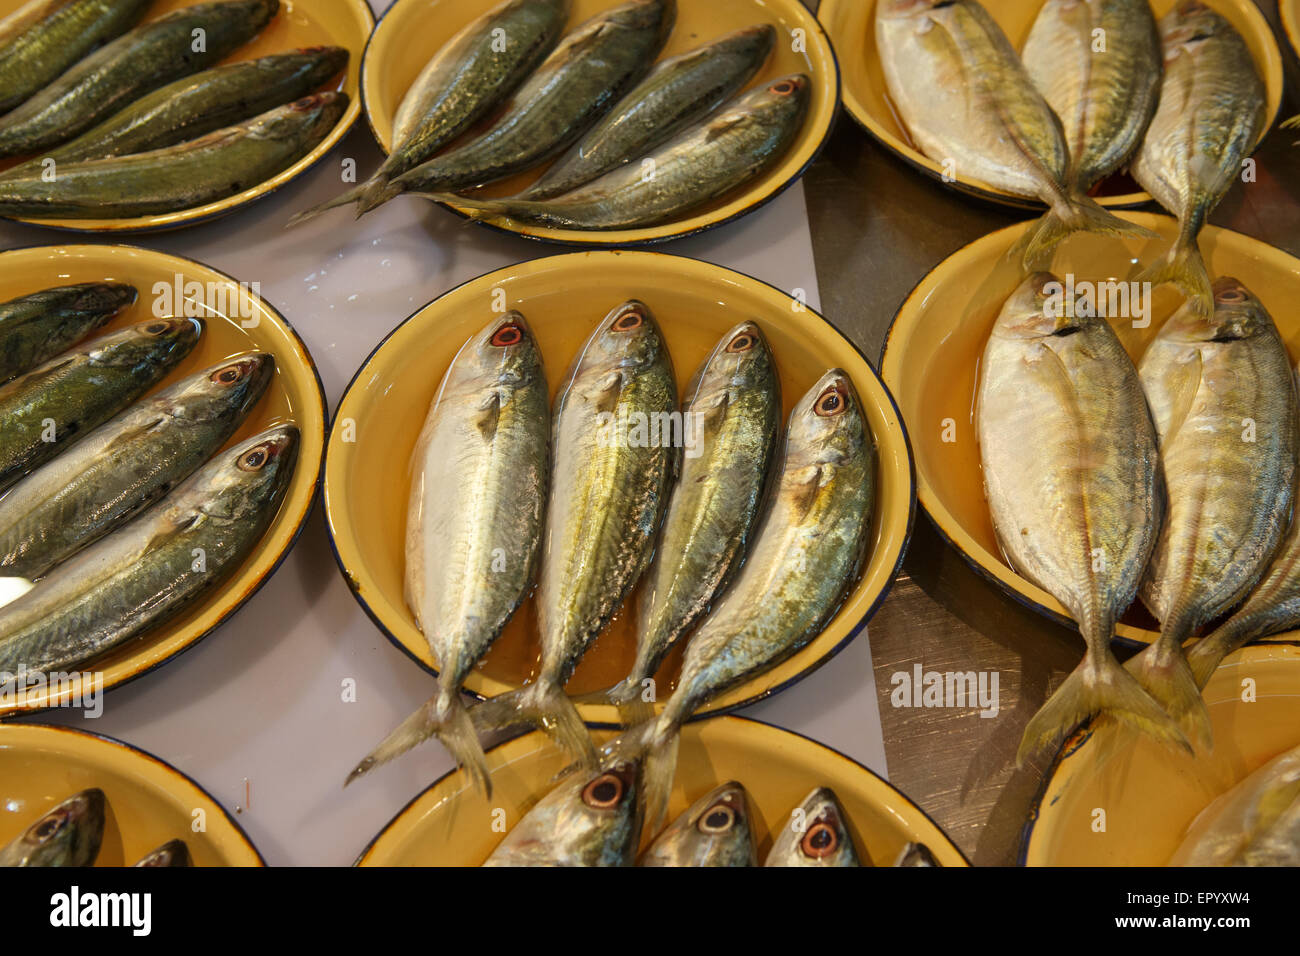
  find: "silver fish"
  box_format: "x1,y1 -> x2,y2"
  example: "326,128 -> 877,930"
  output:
638,781 -> 756,867
764,787 -> 863,867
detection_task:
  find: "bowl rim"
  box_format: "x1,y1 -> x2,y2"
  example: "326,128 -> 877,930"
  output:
878,210 -> 1300,650
1281,0 -> 1300,64
0,0 -> 376,235
352,713 -> 972,866
322,248 -> 917,722
357,0 -> 844,247
0,721 -> 267,866
0,241 -> 328,716
817,0 -> 1285,211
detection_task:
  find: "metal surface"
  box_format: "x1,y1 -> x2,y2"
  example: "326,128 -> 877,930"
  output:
802,0 -> 1300,865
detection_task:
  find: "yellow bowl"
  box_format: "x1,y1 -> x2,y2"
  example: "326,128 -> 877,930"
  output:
0,0 -> 374,233
1021,643 -> 1300,866
818,0 -> 1283,210
1282,0 -> 1300,64
356,716 -> 968,865
880,212 -> 1300,648
360,0 -> 840,246
324,250 -> 914,724
0,243 -> 326,714
0,722 -> 263,865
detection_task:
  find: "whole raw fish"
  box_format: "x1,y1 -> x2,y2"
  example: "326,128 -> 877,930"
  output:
0,281 -> 136,383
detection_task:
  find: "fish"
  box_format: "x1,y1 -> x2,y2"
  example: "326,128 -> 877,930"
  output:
0,354 -> 274,587
1021,0 -> 1162,194
764,787 -> 863,867
0,92 -> 349,219
373,0 -> 676,210
1132,278 -> 1298,746
4,47 -> 349,171
0,425 -> 298,678
613,369 -> 875,826
637,781 -> 757,867
430,74 -> 810,231
0,281 -> 137,384
874,0 -> 1154,266
0,317 -> 201,494
895,842 -> 941,867
0,0 -> 152,115
346,314 -> 549,796
976,273 -> 1184,764
519,23 -> 776,200
290,0 -> 570,222
603,321 -> 780,705
482,761 -> 643,866
0,788 -> 105,866
1131,1 -> 1267,315
0,0 -> 281,158
133,839 -> 192,867
1170,743 -> 1300,866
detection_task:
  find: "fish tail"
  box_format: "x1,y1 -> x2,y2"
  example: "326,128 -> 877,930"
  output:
1136,232 -> 1213,316
1125,636 -> 1213,751
641,717 -> 681,832
469,680 -> 598,769
1014,192 -> 1158,270
345,686 -> 492,797
286,182 -> 376,228
419,192 -> 514,221
1017,650 -> 1190,766
1186,615 -> 1260,689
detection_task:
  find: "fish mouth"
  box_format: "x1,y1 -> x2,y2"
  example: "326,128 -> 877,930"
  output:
877,0 -> 951,18
67,788 -> 107,829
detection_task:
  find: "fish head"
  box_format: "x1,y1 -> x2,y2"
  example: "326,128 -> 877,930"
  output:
766,786 -> 861,867
990,271 -> 1107,341
752,73 -> 811,119
1161,277 -> 1269,345
786,369 -> 868,470
90,317 -> 202,369
196,424 -> 299,524
499,761 -> 643,865
605,0 -> 676,38
640,781 -> 756,866
685,321 -> 777,412
716,23 -> 777,61
294,45 -> 351,76
264,92 -> 350,141
463,311 -> 546,393
173,353 -> 276,423
1161,2 -> 1227,58
876,0 -> 962,21
0,788 -> 105,867
135,839 -> 192,867
584,299 -> 671,381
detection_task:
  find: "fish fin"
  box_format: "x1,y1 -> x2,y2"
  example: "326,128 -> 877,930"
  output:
286,183 -> 373,228
640,720 -> 680,832
418,191 -> 517,222
345,688 -> 493,798
469,681 -> 598,768
1125,638 -> 1213,751
1186,617 -> 1259,690
1136,235 -> 1213,316
1017,651 -> 1190,766
1013,193 -> 1157,270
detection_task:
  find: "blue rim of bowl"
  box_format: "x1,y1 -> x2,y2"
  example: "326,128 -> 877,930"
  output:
877,213 -> 1300,653
0,0 -> 376,236
352,712 -> 971,866
322,248 -> 917,721
1,721 -> 267,866
357,0 -> 843,248
0,242 -> 328,719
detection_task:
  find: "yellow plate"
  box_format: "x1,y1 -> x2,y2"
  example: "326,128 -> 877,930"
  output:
0,243 -> 326,714
0,722 -> 263,865
356,716 -> 968,865
818,0 -> 1284,210
1282,0 -> 1300,64
1021,643 -> 1300,866
880,212 -> 1300,648
0,0 -> 374,233
324,250 -> 914,724
360,0 -> 840,246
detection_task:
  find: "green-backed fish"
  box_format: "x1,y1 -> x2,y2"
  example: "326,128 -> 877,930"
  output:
0,0 -> 281,157
0,281 -> 137,383
133,839 -> 192,867
0,317 -> 200,493
483,761 -> 642,866
977,274 -> 1183,764
1021,0 -> 1162,194
520,23 -> 775,200
764,787 -> 863,867
291,0 -> 570,222
0,425 -> 298,677
875,0 -> 1154,266
346,313 -> 549,796
603,321 -> 779,705
434,74 -> 809,231
0,354 -> 274,586
0,0 -> 152,114
5,47 -> 349,171
0,788 -> 105,867
374,0 -> 676,209
1132,278 -> 1298,747
1132,2 -> 1267,315
0,92 -> 348,219
614,370 -> 875,826
638,781 -> 756,867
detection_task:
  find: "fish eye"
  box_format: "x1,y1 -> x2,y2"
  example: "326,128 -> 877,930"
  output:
238,446 -> 270,471
698,804 -> 736,834
611,309 -> 643,333
212,364 -> 244,385
490,323 -> 524,348
800,821 -> 839,858
1215,288 -> 1247,304
145,322 -> 170,335
814,384 -> 848,417
769,79 -> 797,96
726,332 -> 756,353
581,773 -> 624,809
33,817 -> 62,841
